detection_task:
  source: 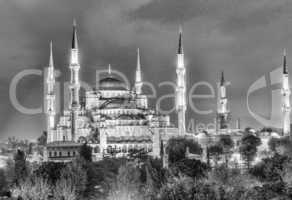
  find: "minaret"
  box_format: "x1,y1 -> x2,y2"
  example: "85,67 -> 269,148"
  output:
69,20 -> 81,141
69,19 -> 80,109
135,48 -> 143,95
216,71 -> 230,132
176,26 -> 186,135
46,41 -> 56,142
282,49 -> 291,136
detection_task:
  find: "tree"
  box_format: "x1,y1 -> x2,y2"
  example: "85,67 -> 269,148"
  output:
0,169 -> 8,195
54,177 -> 77,200
167,138 -> 202,164
34,162 -> 66,184
249,153 -> 289,196
60,160 -> 87,198
268,137 -> 280,153
142,158 -> 166,199
172,159 -> 208,180
14,149 -> 28,184
269,137 -> 292,157
158,175 -> 195,200
12,176 -> 51,200
208,145 -> 223,166
84,158 -> 126,198
218,135 -> 234,166
239,134 -> 261,169
79,143 -> 92,162
107,161 -> 143,200
37,131 -> 47,146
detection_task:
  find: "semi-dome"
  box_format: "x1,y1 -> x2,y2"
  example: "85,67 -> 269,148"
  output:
99,76 -> 128,90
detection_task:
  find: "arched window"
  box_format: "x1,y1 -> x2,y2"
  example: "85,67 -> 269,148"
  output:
68,152 -> 71,157
54,152 -> 57,157
59,152 -> 62,157
73,151 -> 76,156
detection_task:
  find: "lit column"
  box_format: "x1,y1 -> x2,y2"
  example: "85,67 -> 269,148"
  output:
135,48 -> 143,95
69,20 -> 81,141
176,27 -> 186,135
282,49 -> 291,136
46,41 -> 56,143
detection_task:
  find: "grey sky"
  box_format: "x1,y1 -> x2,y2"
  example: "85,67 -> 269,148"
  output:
1,0 -> 292,139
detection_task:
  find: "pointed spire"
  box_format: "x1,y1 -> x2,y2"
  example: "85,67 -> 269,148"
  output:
137,48 -> 141,72
283,48 -> 288,74
108,64 -> 112,75
177,25 -> 184,54
220,71 -> 225,86
72,19 -> 78,49
49,41 -> 54,67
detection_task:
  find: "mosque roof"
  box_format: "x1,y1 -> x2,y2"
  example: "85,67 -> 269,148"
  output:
99,76 -> 128,90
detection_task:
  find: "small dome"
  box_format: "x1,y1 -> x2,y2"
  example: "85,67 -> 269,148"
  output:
99,76 -> 128,90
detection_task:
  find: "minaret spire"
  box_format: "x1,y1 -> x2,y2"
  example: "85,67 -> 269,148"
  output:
178,25 -> 183,54
46,41 -> 56,143
282,49 -> 291,136
220,71 -> 225,86
72,19 -> 78,49
283,48 -> 288,74
49,40 -> 54,68
70,19 -> 79,65
69,19 -> 81,141
135,48 -> 143,94
176,25 -> 186,135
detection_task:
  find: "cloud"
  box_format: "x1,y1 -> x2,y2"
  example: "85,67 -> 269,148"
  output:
1,0 -> 292,139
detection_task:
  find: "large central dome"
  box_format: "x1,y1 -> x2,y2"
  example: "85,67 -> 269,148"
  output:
99,75 -> 128,90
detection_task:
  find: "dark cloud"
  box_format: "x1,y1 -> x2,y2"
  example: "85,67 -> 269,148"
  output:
1,0 -> 292,139
129,0 -> 211,23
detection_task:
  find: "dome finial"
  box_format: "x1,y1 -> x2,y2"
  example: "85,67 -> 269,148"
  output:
108,64 -> 112,75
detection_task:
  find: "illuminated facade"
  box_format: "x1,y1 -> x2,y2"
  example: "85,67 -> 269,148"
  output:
44,23 -> 185,162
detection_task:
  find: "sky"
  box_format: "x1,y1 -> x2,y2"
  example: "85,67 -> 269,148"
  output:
1,0 -> 292,139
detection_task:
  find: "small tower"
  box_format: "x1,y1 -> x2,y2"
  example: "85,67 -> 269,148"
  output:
69,19 -> 81,141
46,41 -> 56,143
176,26 -> 186,135
216,71 -> 231,133
135,48 -> 143,95
282,49 -> 291,136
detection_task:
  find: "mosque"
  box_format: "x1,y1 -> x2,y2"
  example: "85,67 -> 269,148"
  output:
43,21 -> 290,163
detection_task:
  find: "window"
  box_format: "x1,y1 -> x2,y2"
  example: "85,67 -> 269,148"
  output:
59,152 -> 62,157
49,152 -> 52,157
54,152 -> 57,157
68,152 -> 71,157
73,151 -> 76,156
